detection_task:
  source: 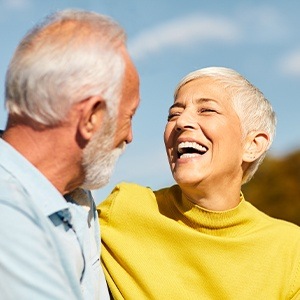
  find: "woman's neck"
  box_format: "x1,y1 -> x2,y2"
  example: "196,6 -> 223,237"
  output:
180,182 -> 242,211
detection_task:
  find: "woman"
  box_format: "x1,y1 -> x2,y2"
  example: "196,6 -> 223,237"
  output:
98,67 -> 300,299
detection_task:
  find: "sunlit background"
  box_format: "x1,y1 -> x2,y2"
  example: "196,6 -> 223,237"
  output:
1,0 -> 300,206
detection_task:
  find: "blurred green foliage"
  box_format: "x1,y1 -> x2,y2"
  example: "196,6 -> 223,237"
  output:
242,149 -> 300,226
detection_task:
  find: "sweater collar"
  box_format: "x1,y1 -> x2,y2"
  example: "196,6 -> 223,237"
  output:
170,185 -> 256,237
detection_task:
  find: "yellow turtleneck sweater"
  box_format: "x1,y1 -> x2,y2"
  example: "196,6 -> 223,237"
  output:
98,183 -> 300,300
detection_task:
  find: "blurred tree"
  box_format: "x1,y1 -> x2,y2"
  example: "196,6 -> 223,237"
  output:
242,150 -> 300,226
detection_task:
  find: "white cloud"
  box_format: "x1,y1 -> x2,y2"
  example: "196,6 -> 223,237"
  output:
128,5 -> 290,62
279,50 -> 300,76
2,0 -> 31,10
128,14 -> 240,61
236,5 -> 289,42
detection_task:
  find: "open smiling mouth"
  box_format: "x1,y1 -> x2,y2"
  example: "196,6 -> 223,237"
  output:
177,142 -> 208,159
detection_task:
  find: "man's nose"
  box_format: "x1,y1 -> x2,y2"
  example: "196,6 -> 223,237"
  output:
125,128 -> 133,144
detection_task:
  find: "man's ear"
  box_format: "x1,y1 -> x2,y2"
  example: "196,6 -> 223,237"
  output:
77,96 -> 106,141
242,131 -> 270,163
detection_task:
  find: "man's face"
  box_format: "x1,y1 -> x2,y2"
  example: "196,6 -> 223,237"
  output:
80,114 -> 119,190
164,77 -> 245,190
112,47 -> 140,149
81,49 -> 140,190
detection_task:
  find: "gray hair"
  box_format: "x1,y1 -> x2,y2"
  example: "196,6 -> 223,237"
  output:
174,67 -> 276,184
5,9 -> 126,125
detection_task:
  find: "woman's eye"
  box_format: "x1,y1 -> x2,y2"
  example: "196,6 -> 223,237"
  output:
167,112 -> 180,121
199,108 -> 216,113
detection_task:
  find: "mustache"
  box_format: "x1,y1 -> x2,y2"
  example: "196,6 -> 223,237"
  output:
118,141 -> 126,153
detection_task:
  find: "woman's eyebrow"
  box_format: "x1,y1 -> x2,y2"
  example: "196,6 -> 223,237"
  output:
195,98 -> 218,104
169,102 -> 185,110
170,98 -> 218,110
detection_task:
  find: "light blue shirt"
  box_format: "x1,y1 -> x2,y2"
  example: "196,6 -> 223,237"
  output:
0,137 -> 110,299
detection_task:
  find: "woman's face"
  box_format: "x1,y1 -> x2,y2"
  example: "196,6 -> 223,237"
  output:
164,77 -> 246,190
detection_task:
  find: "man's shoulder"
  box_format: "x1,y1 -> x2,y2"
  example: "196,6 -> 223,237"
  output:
0,168 -> 42,222
0,168 -> 29,204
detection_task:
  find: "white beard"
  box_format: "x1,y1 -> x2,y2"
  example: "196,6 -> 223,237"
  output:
81,117 -> 125,190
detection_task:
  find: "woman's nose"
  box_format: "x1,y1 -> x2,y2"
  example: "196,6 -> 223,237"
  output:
175,110 -> 198,132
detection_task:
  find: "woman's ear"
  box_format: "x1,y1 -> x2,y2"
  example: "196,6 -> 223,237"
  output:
242,131 -> 270,163
77,96 -> 106,141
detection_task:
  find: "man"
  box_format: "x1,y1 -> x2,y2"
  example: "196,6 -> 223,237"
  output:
0,9 -> 139,300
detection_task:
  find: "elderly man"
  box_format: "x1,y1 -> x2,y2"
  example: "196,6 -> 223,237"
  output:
0,9 -> 139,300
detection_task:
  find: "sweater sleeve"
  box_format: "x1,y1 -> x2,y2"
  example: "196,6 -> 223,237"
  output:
97,184 -> 121,227
97,183 -> 158,300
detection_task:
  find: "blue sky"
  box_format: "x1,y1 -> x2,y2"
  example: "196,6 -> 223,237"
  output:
1,0 -> 300,202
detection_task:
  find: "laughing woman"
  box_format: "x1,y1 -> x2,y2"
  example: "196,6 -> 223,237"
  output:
98,67 -> 300,300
